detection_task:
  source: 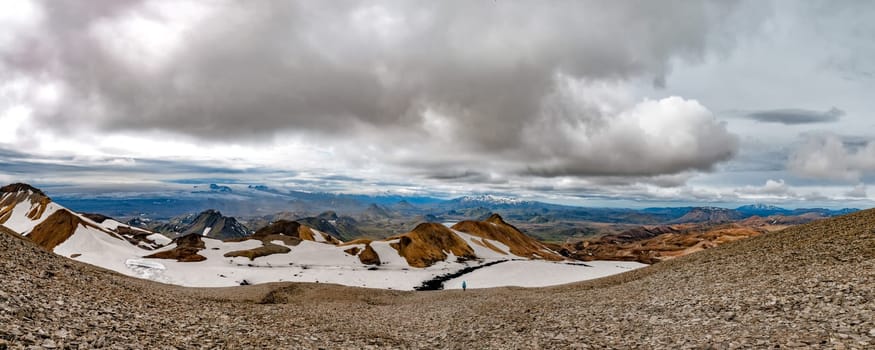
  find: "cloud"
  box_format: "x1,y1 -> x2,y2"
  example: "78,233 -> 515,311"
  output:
758,179 -> 791,195
788,133 -> 875,181
521,91 -> 738,176
747,107 -> 844,124
846,183 -> 868,198
1,0 -> 745,181
733,179 -> 795,199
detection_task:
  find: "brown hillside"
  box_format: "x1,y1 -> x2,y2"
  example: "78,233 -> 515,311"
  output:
358,244 -> 381,265
145,234 -> 207,262
225,243 -> 291,260
388,223 -> 475,268
563,223 -> 765,264
452,214 -> 564,261
78,212 -> 165,249
27,210 -> 82,250
339,239 -> 381,265
252,220 -> 302,238
247,220 -> 340,245
244,220 -> 305,246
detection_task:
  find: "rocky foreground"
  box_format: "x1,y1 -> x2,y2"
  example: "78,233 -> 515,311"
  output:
2,209 -> 875,349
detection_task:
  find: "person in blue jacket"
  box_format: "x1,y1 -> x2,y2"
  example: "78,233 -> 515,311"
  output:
462,280 -> 467,291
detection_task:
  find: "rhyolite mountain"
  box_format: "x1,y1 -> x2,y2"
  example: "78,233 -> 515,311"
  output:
0,183 -> 173,271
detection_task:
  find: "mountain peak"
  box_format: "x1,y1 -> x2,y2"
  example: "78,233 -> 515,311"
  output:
0,183 -> 54,230
1,183 -> 50,200
180,209 -> 249,239
459,194 -> 526,205
485,213 -> 506,225
317,211 -> 338,220
738,203 -> 785,210
390,223 -> 476,267
451,215 -> 565,261
200,209 -> 221,216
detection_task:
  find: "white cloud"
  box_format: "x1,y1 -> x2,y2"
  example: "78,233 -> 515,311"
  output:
760,179 -> 790,195
846,183 -> 868,198
733,179 -> 795,201
522,79 -> 738,176
788,133 -> 875,182
0,0 -> 43,51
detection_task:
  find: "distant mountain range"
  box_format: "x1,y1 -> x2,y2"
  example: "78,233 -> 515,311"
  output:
50,183 -> 858,223
1,182 -> 862,291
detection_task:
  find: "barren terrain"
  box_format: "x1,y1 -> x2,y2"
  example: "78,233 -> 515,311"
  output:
3,209 -> 875,348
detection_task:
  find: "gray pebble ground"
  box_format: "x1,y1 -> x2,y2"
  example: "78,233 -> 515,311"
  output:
2,209 -> 875,349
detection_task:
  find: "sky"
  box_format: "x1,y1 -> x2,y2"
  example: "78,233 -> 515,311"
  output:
1,0 -> 874,208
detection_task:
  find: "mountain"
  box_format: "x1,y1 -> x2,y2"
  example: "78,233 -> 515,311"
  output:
248,219 -> 341,245
128,213 -> 590,286
361,203 -> 394,220
452,213 -> 564,261
560,224 -> 764,264
294,215 -> 361,242
453,195 -> 531,206
735,204 -> 857,218
734,203 -> 789,216
4,196 -> 874,348
17,182 -> 857,291
52,185 -> 443,218
669,207 -> 744,224
0,183 -> 172,265
384,223 -> 477,267
176,209 -> 251,239
5,183 -> 617,290
392,200 -> 417,211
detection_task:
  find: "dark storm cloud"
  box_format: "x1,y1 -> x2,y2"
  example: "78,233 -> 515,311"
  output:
4,0 -> 747,179
426,170 -> 492,182
747,107 -> 844,124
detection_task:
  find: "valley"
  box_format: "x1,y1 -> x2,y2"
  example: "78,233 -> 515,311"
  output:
2,195 -> 873,348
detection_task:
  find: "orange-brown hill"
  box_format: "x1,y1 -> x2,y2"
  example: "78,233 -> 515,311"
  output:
452,214 -> 564,261
339,239 -> 382,265
247,220 -> 341,245
388,223 -> 476,268
27,209 -> 83,251
3,199 -> 136,252
145,234 -> 207,262
562,223 -> 765,264
222,220 -> 344,261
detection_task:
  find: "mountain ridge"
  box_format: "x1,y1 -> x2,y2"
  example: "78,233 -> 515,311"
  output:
3,183 -> 610,290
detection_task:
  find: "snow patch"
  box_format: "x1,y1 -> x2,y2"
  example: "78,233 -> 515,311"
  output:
2,201 -> 60,234
147,233 -> 172,245
444,260 -> 646,290
452,230 -> 513,259
311,229 -> 326,242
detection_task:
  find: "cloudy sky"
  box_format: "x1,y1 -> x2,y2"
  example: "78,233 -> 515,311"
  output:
1,0 -> 874,208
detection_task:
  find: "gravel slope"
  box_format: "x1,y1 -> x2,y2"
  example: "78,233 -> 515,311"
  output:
2,209 -> 875,349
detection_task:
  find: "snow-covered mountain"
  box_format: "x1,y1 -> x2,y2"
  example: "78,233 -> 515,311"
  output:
0,183 -> 172,274
1,183 -> 645,290
456,194 -> 531,206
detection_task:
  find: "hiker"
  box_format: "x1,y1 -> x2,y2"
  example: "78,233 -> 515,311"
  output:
462,280 -> 467,291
